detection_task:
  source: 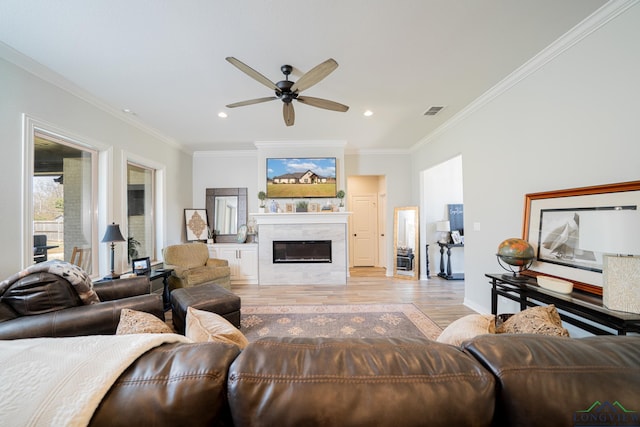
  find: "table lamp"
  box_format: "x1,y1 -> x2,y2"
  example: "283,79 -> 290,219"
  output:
578,209 -> 640,313
436,220 -> 451,243
102,222 -> 126,280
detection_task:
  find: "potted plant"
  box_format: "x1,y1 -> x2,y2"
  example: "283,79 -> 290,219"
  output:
336,190 -> 346,211
258,191 -> 267,213
296,200 -> 308,212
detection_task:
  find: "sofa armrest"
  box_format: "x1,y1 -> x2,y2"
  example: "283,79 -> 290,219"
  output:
206,258 -> 228,267
0,294 -> 164,340
91,342 -> 241,427
94,276 -> 150,301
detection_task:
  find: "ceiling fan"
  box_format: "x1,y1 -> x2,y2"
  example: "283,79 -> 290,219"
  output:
225,57 -> 349,126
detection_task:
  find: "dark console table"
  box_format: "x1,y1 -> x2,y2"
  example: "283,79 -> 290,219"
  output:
486,273 -> 640,335
437,242 -> 464,280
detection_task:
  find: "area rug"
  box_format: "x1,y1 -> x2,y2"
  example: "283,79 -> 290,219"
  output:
240,304 -> 442,341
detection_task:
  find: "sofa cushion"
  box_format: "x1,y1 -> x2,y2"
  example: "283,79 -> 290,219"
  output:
436,314 -> 496,346
228,337 -> 495,427
1,272 -> 82,316
186,306 -> 248,349
116,308 -> 174,335
495,304 -> 569,337
463,334 -> 640,427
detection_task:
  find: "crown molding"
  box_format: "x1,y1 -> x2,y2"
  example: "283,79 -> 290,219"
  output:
411,0 -> 639,152
193,150 -> 258,158
254,140 -> 347,149
345,148 -> 411,156
0,41 -> 189,154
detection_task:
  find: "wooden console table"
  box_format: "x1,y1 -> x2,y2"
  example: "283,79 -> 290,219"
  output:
437,242 -> 464,280
486,273 -> 640,335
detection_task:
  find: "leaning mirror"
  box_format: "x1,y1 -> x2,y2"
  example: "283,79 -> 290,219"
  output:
205,188 -> 247,243
394,206 -> 419,280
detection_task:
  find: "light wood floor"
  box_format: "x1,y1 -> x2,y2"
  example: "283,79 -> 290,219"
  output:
231,267 -> 476,329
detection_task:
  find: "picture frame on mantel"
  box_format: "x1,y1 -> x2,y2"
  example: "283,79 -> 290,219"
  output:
522,180 -> 640,296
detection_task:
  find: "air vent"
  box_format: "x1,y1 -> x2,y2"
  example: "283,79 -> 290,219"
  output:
423,106 -> 444,116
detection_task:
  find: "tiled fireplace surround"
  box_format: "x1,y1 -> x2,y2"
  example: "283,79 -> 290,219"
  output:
250,212 -> 350,285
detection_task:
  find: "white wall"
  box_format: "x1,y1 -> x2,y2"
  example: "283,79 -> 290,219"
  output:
411,3 -> 640,316
0,52 -> 193,278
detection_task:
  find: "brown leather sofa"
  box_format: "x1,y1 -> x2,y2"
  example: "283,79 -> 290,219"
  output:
0,274 -> 163,340
88,334 -> 640,427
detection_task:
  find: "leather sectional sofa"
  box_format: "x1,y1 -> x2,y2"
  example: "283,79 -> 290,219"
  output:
89,334 -> 640,427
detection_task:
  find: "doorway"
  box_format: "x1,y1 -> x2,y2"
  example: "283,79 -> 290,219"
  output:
347,175 -> 387,275
421,155 -> 464,280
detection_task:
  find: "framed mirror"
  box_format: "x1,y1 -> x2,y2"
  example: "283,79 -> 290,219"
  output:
205,188 -> 247,243
394,206 -> 419,280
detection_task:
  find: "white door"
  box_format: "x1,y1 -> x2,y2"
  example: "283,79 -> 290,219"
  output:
351,194 -> 377,266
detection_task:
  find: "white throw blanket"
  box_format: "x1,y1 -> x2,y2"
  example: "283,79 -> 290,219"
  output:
0,334 -> 190,427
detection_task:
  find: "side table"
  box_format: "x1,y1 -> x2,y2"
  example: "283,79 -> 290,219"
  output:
437,242 -> 464,280
149,268 -> 174,311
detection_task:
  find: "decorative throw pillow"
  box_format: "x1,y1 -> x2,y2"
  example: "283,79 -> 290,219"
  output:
185,306 -> 248,349
116,308 -> 174,335
436,314 -> 496,346
495,304 -> 570,337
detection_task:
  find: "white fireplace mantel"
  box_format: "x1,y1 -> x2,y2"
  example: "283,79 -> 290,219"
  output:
250,212 -> 351,225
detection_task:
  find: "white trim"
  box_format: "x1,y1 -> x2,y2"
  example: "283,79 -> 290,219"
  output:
193,150 -> 258,158
254,140 -> 347,149
23,115 -> 102,275
411,0 -> 640,151
345,148 -> 411,156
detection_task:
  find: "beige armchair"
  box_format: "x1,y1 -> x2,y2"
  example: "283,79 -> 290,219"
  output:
162,243 -> 231,290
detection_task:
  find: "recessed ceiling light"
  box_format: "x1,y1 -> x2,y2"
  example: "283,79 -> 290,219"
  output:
363,110 -> 373,117
122,108 -> 135,115
218,112 -> 228,118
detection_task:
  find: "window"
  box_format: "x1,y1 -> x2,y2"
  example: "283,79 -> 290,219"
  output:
32,129 -> 97,274
127,162 -> 156,263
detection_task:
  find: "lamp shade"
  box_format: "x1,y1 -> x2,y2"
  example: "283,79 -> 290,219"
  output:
577,209 -> 640,255
102,223 -> 125,243
436,221 -> 451,232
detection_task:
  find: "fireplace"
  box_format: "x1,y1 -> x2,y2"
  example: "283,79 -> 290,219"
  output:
251,212 -> 349,285
273,240 -> 332,264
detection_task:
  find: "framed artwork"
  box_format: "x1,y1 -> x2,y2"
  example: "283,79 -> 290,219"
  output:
132,257 -> 151,275
308,202 -> 320,212
451,230 -> 462,244
285,203 -> 296,213
522,181 -> 640,295
184,209 -> 208,241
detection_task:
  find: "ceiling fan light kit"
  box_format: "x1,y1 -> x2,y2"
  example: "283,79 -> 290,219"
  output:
225,57 -> 349,126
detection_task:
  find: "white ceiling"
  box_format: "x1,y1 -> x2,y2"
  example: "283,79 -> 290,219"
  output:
0,0 -> 607,152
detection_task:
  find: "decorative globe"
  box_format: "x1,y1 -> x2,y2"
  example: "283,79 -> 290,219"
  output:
496,238 -> 535,281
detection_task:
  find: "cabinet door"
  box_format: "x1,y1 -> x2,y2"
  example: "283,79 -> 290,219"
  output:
216,247 -> 242,278
237,247 -> 258,281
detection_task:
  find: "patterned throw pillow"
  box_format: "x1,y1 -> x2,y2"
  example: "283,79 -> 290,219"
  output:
495,305 -> 570,337
185,306 -> 248,349
116,308 -> 174,335
436,314 -> 496,346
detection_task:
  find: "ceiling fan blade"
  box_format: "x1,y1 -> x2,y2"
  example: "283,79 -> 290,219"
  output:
283,102 -> 295,126
226,97 -> 277,108
290,58 -> 338,93
297,96 -> 349,112
226,57 -> 279,91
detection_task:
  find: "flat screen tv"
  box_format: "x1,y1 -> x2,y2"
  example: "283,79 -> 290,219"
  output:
266,157 -> 337,198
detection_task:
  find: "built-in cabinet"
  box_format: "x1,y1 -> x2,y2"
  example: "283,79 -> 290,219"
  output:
208,243 -> 258,284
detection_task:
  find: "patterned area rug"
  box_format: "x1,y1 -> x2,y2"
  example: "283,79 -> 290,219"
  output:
240,304 -> 442,341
